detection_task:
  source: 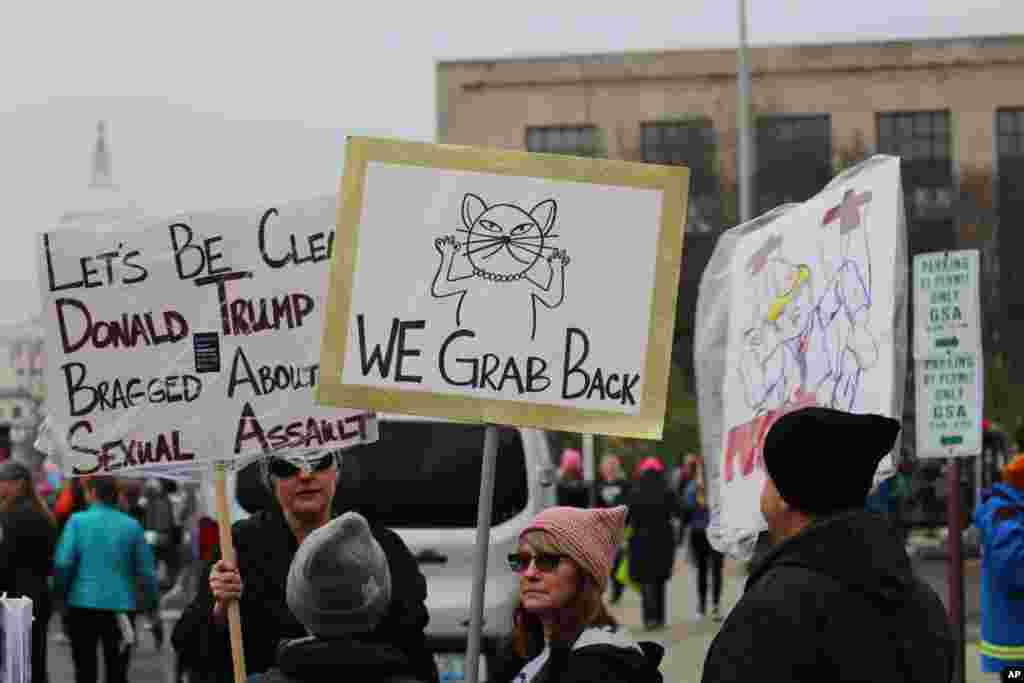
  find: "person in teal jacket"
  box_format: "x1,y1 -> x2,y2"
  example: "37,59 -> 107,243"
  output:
974,452 -> 1024,675
53,476 -> 160,683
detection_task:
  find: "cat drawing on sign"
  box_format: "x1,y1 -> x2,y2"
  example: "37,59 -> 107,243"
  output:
431,193 -> 570,341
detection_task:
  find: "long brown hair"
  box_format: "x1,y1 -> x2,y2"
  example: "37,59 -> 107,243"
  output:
0,475 -> 57,528
510,530 -> 617,659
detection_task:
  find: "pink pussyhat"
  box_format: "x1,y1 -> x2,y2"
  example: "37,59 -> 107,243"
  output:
559,448 -> 582,475
637,456 -> 665,474
520,505 -> 628,591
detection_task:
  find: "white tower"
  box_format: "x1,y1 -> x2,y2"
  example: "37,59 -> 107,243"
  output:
58,120 -> 144,231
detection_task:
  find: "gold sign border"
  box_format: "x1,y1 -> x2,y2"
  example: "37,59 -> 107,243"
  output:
318,137 -> 689,439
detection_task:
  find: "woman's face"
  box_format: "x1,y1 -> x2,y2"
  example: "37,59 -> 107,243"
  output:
271,454 -> 338,521
515,540 -> 581,616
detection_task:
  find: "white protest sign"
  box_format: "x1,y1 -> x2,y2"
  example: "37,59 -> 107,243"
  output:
915,353 -> 983,458
913,250 -> 981,357
39,195 -> 378,478
318,138 -> 689,439
697,156 -> 907,558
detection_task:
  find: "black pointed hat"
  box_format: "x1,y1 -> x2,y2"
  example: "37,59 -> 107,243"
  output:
763,406 -> 901,515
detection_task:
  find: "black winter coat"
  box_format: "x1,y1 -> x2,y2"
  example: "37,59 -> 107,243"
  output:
626,470 -> 680,583
509,627 -> 663,683
701,510 -> 955,683
0,498 -> 56,608
555,480 -> 590,508
247,635 -> 424,683
171,506 -> 437,683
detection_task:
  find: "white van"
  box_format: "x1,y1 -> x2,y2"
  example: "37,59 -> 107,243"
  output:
336,414 -> 557,679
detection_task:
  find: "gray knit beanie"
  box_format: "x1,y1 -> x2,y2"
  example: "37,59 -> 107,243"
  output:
286,512 -> 392,638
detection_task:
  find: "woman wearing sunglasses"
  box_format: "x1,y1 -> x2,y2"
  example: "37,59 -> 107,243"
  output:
501,505 -> 664,683
171,450 -> 436,683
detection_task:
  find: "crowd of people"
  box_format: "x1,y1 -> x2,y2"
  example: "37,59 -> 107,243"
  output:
556,447 -> 724,630
13,403 -> 1024,681
0,466 -> 192,683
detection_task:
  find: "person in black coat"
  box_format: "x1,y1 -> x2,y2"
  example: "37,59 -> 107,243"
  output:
555,449 -> 590,508
0,461 -> 58,683
702,407 -> 955,683
626,458 -> 680,630
171,450 -> 437,683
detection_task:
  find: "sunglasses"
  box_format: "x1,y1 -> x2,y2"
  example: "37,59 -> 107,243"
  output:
507,552 -> 566,574
268,454 -> 335,479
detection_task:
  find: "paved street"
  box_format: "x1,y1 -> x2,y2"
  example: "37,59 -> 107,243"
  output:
47,612 -> 180,683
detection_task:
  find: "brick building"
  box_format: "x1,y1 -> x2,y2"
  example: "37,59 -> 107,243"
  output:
437,36 -> 1024,426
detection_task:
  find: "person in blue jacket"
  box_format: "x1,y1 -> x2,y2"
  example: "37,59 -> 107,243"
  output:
974,452 -> 1024,675
53,475 -> 160,683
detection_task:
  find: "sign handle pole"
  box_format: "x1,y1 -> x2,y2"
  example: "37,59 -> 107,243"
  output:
946,457 -> 965,683
465,424 -> 499,683
214,461 -> 247,683
583,433 -> 597,507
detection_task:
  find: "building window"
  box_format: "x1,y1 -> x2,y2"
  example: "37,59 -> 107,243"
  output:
877,111 -> 954,223
876,111 -> 955,257
878,111 -> 950,164
756,115 -> 832,214
998,109 -> 1024,158
640,119 -> 719,233
525,125 -> 603,157
998,109 -> 1024,370
640,120 -> 717,194
12,405 -> 21,419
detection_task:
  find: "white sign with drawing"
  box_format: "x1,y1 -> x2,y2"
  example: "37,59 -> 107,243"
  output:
345,165 -> 657,409
318,139 -> 689,438
713,156 -> 905,539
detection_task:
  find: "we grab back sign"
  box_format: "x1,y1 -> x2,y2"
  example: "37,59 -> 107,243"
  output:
317,138 -> 689,439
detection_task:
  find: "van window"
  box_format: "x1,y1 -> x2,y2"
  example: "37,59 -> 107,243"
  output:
337,422 -> 529,528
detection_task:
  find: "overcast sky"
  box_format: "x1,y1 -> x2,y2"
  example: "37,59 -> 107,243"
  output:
2,0 -> 1020,324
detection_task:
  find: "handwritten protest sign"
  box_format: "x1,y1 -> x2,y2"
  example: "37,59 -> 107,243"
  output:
696,156 -> 908,558
39,195 -> 378,478
317,138 -> 689,439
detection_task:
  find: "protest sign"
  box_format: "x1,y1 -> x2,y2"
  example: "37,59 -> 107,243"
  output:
696,155 -> 908,559
913,249 -> 984,459
38,195 -> 378,479
318,137 -> 689,439
0,595 -> 32,683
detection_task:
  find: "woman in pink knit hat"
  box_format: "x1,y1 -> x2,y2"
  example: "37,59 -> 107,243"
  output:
626,456 -> 681,630
556,449 -> 589,508
497,505 -> 664,683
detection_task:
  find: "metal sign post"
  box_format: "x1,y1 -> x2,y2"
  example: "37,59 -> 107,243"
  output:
465,425 -> 499,683
913,250 -> 982,683
947,458 -> 966,683
583,433 -> 597,507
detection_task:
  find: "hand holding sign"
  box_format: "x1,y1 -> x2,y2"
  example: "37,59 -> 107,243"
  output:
210,559 -> 243,624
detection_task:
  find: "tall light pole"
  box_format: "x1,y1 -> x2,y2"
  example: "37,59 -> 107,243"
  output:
737,0 -> 754,223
